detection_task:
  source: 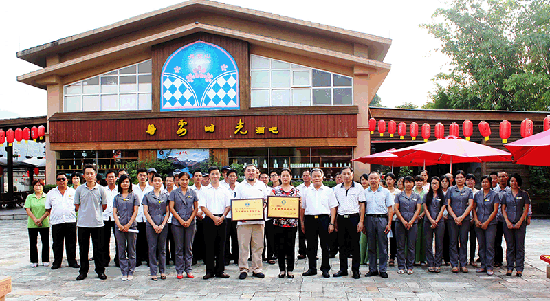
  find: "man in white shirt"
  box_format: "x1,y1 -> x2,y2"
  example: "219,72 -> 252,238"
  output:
200,166 -> 231,279
225,169 -> 239,265
46,172 -> 79,269
235,164 -> 267,280
132,168 -> 153,267
300,168 -> 338,278
220,166 -> 231,189
296,170 -> 312,259
102,170 -> 119,267
190,170 -> 206,265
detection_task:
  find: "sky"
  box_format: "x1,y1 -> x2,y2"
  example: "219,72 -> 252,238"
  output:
0,0 -> 451,118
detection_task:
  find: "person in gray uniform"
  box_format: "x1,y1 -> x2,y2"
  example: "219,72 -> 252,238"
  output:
423,176 -> 446,273
472,175 -> 499,276
112,174 -> 139,281
446,170 -> 474,273
501,173 -> 530,277
143,173 -> 170,281
169,172 -> 199,279
363,171 -> 394,278
394,176 -> 421,274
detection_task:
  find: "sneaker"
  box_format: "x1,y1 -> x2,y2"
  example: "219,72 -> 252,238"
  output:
121,276 -> 128,281
42,262 -> 50,267
380,271 -> 389,278
239,272 -> 247,280
31,263 -> 38,268
252,272 -> 265,278
127,275 -> 134,281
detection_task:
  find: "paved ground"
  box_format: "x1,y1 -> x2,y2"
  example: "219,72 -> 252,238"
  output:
1,219 -> 549,301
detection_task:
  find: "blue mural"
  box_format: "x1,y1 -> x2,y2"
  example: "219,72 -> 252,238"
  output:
161,41 -> 239,111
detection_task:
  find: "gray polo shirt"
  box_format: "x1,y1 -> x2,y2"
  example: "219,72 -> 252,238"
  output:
74,183 -> 108,228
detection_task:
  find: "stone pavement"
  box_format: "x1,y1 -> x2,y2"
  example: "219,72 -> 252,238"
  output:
1,219 -> 549,301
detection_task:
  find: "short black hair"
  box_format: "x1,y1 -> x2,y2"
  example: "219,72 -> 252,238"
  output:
117,174 -> 133,193
465,173 -> 476,181
151,173 -> 162,180
385,172 -> 396,181
136,168 -> 147,174
106,170 -> 116,177
71,172 -> 82,178
360,173 -> 369,181
510,173 -> 522,187
83,164 -> 95,173
489,171 -> 498,176
227,169 -> 237,176
193,169 -> 203,176
480,175 -> 491,184
341,166 -> 353,173
414,175 -> 423,182
455,170 -> 466,177
56,172 -> 67,178
208,166 -> 220,174
404,176 -> 415,183
178,172 -> 190,179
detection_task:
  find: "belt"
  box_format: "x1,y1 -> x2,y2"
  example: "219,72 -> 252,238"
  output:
339,213 -> 359,218
213,214 -> 224,217
366,214 -> 387,218
307,214 -> 329,219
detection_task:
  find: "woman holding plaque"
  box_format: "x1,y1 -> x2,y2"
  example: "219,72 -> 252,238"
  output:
269,168 -> 300,278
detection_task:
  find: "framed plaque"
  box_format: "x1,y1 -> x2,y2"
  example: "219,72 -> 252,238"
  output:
231,198 -> 265,221
267,196 -> 300,219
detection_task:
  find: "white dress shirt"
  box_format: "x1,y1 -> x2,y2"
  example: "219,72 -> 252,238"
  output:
301,184 -> 338,215
199,185 -> 231,215
132,183 -> 153,223
333,182 -> 366,215
45,187 -> 77,225
234,180 -> 267,225
102,185 -> 118,221
226,185 -> 237,219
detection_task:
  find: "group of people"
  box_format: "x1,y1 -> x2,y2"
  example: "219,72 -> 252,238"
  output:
24,163 -> 530,282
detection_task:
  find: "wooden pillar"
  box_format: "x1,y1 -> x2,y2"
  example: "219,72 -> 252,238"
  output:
211,149 -> 229,166
0,277 -> 11,301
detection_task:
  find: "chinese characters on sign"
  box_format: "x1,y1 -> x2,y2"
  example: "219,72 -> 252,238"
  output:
146,124 -> 157,136
177,120 -> 188,136
149,119 -> 280,137
234,119 -> 248,135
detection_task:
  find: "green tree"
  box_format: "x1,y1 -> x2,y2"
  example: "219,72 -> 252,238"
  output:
423,0 -> 550,111
369,94 -> 385,107
395,102 -> 418,109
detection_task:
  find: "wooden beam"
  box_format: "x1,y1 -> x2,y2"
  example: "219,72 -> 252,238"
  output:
370,108 -> 550,122
50,138 -> 357,151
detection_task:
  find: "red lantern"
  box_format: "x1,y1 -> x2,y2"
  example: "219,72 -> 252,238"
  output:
388,120 -> 397,137
6,129 -> 14,146
478,121 -> 491,141
34,168 -> 39,176
421,123 -> 431,142
449,122 -> 459,137
520,118 -> 533,138
410,122 -> 419,140
378,120 -> 386,137
38,125 -> 45,140
26,170 -> 30,177
544,116 -> 550,131
463,120 -> 473,141
398,122 -> 407,139
23,127 -> 30,143
499,120 -> 511,143
434,122 -> 444,139
368,118 -> 376,134
14,128 -> 22,144
31,126 -> 38,141
0,130 -> 4,145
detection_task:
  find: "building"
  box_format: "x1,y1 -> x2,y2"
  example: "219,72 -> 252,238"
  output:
16,0 -> 392,183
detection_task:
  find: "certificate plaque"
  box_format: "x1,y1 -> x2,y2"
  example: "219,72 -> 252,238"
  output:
231,198 -> 265,221
267,196 -> 300,219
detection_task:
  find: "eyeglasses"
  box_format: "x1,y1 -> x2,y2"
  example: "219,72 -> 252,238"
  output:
56,178 -> 67,181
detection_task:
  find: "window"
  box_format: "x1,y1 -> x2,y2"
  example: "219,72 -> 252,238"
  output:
63,60 -> 152,112
250,55 -> 353,107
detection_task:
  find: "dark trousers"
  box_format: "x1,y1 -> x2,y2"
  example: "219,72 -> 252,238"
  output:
425,220 -> 445,268
365,215 -> 389,272
78,226 -> 105,275
475,224 -> 496,270
264,219 -> 276,260
203,216 -> 226,275
51,222 -> 77,266
274,226 -> 297,272
337,214 -> 361,272
449,218 -> 470,268
329,231 -> 339,256
469,221 -> 477,262
193,219 -> 205,262
28,227 -> 49,263
166,224 -> 175,265
225,218 -> 238,262
396,222 -> 418,270
298,219 -> 307,256
503,223 -> 527,272
304,215 -> 331,272
103,221 -> 119,266
136,222 -> 149,265
443,219 -> 452,263
494,221 -> 505,264
389,220 -> 397,260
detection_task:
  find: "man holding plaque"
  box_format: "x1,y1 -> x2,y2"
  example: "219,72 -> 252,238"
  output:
333,167 -> 366,279
300,168 -> 338,278
234,164 -> 267,280
199,166 -> 231,279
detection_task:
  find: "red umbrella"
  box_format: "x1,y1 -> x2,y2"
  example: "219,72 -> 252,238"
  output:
391,136 -> 512,173
505,129 -> 550,166
352,148 -> 439,168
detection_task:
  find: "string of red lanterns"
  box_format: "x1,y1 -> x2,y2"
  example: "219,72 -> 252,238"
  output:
0,125 -> 45,146
366,117 -> 550,143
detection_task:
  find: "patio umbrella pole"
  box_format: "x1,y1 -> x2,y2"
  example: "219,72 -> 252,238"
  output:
450,156 -> 453,174
423,159 -> 426,170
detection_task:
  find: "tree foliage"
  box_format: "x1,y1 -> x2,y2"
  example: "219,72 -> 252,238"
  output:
395,102 -> 418,109
369,94 -> 385,107
423,0 -> 550,111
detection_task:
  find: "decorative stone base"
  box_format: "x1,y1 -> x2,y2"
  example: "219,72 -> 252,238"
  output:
0,277 -> 11,301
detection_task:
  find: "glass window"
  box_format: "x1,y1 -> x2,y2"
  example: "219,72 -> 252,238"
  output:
333,74 -> 352,86
292,70 -> 310,86
271,90 -> 290,106
65,96 -> 81,112
271,70 -> 290,88
313,89 -> 331,105
292,89 -> 311,106
63,60 -> 152,112
271,60 -> 290,69
251,56 -> 270,69
251,90 -> 270,107
333,88 -> 352,105
251,71 -> 270,88
82,95 -> 100,111
312,69 -> 331,87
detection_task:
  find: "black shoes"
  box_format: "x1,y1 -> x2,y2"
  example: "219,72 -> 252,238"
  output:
297,254 -> 307,259
322,271 -> 330,278
216,272 -> 230,278
68,262 -> 80,268
365,270 -> 379,277
76,274 -> 87,281
239,272 -> 247,279
380,271 -> 388,278
203,273 -> 214,280
302,269 -> 317,276
333,270 -> 348,277
98,273 -> 107,280
252,272 -> 265,278
352,271 -> 361,279
51,265 -> 61,270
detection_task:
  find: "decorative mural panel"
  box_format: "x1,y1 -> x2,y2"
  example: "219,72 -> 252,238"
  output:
161,41 -> 239,111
